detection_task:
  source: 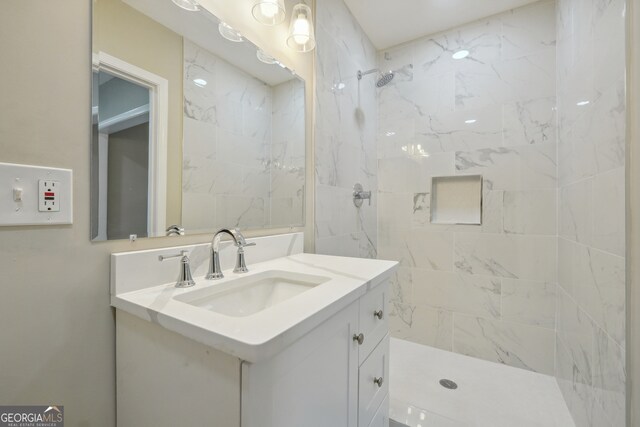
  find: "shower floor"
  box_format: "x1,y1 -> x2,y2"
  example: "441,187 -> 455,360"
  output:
389,338 -> 575,427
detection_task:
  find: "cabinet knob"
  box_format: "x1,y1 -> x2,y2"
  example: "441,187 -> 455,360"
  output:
374,310 -> 384,320
352,333 -> 364,345
374,377 -> 384,387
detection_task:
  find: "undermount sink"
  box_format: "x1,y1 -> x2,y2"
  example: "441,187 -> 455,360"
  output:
174,270 -> 331,317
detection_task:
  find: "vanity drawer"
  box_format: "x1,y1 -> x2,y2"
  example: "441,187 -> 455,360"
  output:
358,334 -> 389,427
358,281 -> 389,364
368,395 -> 389,427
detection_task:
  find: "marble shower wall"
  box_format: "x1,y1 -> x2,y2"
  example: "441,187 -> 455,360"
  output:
377,1 -> 559,374
555,0 -> 626,425
314,0 -> 378,258
182,40 -> 305,232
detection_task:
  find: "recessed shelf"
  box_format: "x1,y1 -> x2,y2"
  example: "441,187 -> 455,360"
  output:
430,175 -> 483,225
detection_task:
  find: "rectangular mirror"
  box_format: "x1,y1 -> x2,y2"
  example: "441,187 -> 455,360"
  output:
91,0 -> 306,241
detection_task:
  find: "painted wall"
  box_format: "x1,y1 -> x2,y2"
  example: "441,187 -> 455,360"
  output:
95,0 -> 184,225
555,0 -> 626,425
314,0 -> 378,258
0,0 -> 313,425
377,1 -> 558,374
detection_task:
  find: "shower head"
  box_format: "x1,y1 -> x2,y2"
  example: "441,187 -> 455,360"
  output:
376,71 -> 394,87
357,68 -> 396,88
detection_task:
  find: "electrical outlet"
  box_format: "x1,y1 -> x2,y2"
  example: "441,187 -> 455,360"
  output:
39,180 -> 60,212
0,162 -> 72,226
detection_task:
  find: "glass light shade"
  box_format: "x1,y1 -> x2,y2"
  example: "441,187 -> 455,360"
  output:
252,0 -> 286,26
256,49 -> 278,65
286,3 -> 316,53
218,22 -> 244,43
171,0 -> 200,11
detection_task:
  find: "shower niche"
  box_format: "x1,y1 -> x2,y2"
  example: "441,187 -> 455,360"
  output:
430,175 -> 483,225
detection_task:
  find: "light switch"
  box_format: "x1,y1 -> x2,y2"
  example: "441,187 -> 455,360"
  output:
0,162 -> 72,226
13,187 -> 23,202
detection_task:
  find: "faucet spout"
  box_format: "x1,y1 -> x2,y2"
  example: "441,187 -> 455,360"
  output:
206,228 -> 254,280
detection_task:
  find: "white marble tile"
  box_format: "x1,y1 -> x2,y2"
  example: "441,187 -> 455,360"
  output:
501,0 -> 556,60
215,195 -> 267,229
414,105 -> 503,153
556,287 -> 595,384
559,178 -> 592,245
455,142 -> 557,191
452,314 -> 555,374
503,189 -> 557,235
592,167 -> 625,257
412,72 -> 456,116
183,117 -> 216,160
412,17 -> 502,81
572,244 -> 626,347
412,270 -> 501,319
389,267 -> 413,304
592,328 -> 626,427
501,279 -> 556,328
183,40 -> 218,124
555,337 -> 594,427
454,233 -> 557,282
181,192 -> 216,233
378,227 -> 454,271
378,192 -> 412,229
389,303 -> 453,351
502,97 -> 557,146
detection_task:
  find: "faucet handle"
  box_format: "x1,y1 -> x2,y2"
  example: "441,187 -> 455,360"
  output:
233,241 -> 255,274
158,250 -> 196,288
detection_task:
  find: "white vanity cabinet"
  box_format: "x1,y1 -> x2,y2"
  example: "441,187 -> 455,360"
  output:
241,280 -> 390,427
115,279 -> 390,427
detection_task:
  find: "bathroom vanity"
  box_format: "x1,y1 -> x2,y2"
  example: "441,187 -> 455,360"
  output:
111,233 -> 396,427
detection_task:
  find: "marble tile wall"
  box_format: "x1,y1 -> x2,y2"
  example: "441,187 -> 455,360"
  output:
182,40 -> 305,233
555,0 -> 626,425
377,1 -> 559,375
314,0 -> 378,258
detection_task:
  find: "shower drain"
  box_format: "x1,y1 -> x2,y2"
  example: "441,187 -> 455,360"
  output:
439,379 -> 458,389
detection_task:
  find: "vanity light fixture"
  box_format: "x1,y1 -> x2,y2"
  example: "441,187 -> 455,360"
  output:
219,22 -> 244,43
257,48 -> 278,65
464,119 -> 477,124
452,49 -> 470,59
193,78 -> 207,87
576,100 -> 590,106
287,3 -> 316,52
171,0 -> 200,11
252,0 -> 286,26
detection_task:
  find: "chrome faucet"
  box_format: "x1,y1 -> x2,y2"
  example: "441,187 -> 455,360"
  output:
206,228 -> 256,280
158,250 -> 196,288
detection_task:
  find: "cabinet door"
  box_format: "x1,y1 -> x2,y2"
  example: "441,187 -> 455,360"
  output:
242,302 -> 359,427
368,396 -> 389,427
358,335 -> 389,427
358,282 -> 389,364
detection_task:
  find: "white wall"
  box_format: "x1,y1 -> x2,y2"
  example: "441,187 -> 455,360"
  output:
376,1 -> 558,374
314,0 -> 378,258
0,0 -> 313,425
555,0 -> 627,425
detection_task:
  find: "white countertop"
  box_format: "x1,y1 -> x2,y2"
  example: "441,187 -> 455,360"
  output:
111,253 -> 397,362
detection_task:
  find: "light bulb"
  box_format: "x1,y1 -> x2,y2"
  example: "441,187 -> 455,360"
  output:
260,0 -> 279,18
292,14 -> 310,45
286,3 -> 315,52
252,0 -> 286,26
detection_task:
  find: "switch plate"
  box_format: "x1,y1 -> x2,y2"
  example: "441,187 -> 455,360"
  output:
0,162 -> 72,226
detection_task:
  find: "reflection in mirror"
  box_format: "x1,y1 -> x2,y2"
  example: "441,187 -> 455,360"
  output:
91,0 -> 306,241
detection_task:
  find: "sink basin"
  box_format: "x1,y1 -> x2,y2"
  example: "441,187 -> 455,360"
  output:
174,270 -> 331,317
